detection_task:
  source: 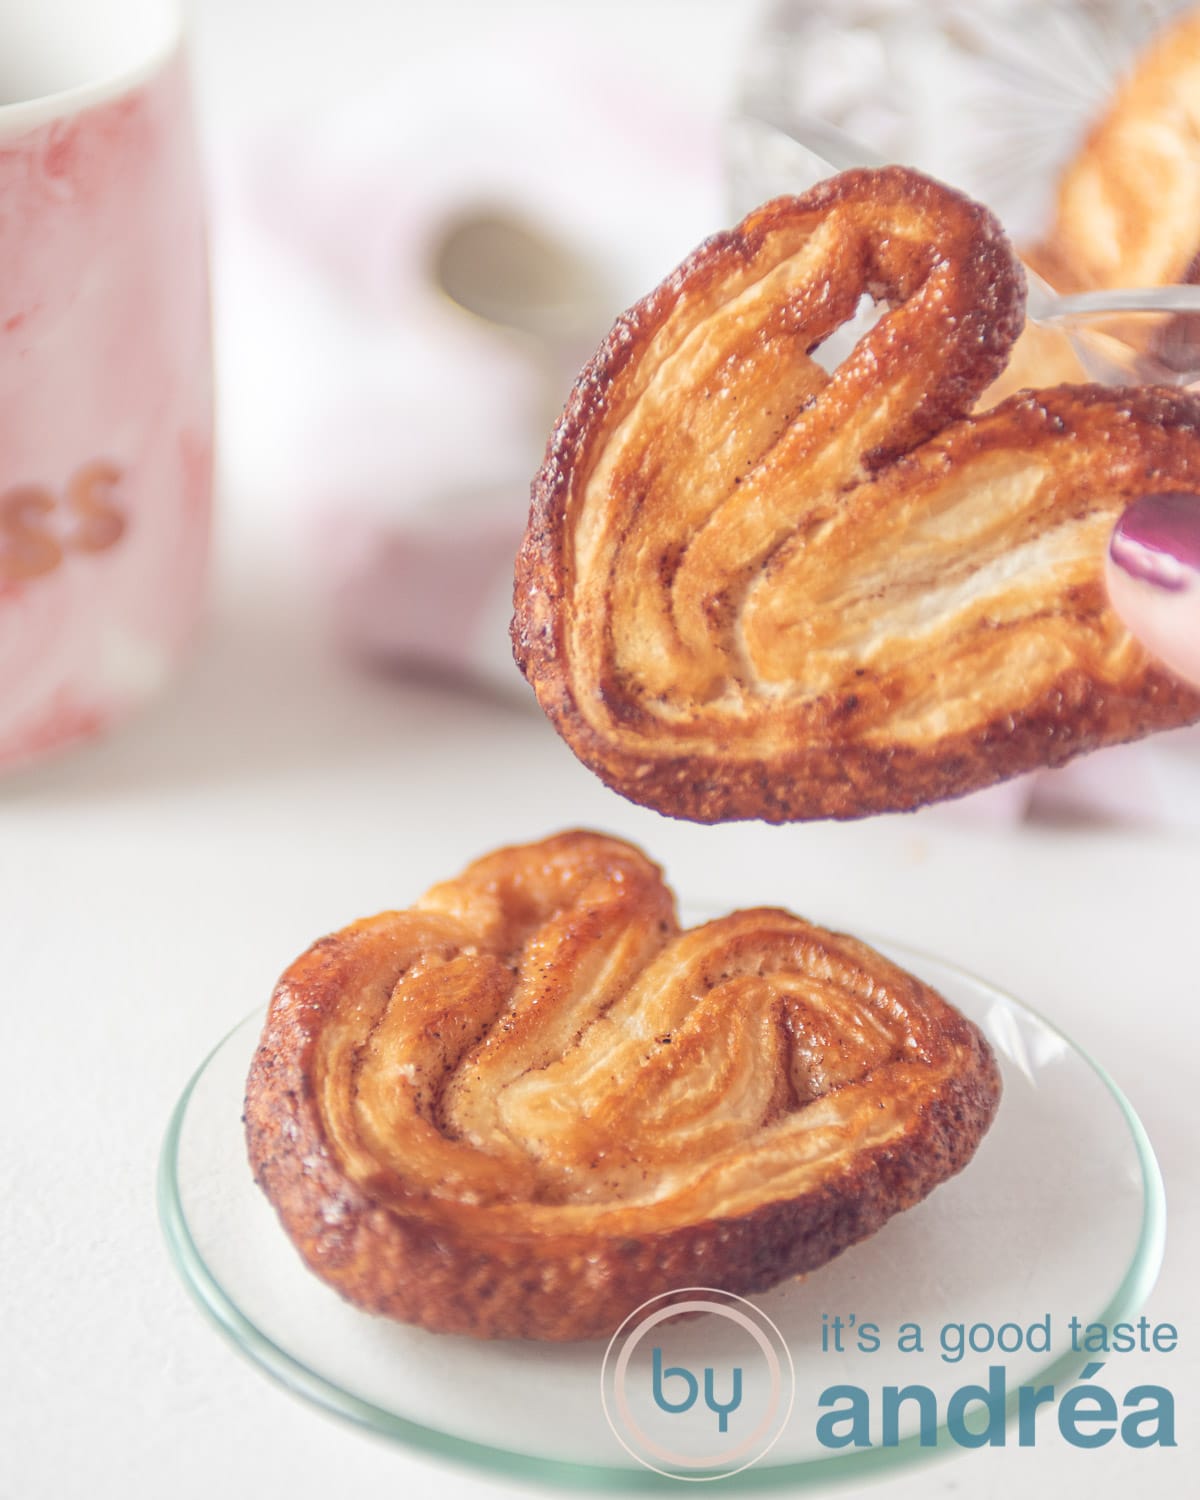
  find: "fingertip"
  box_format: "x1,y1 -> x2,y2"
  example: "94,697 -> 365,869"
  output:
1107,492 -> 1200,689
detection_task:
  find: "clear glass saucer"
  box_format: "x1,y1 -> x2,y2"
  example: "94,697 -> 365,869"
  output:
159,938 -> 1163,1491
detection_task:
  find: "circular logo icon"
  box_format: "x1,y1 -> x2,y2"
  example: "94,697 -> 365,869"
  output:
600,1288 -> 795,1481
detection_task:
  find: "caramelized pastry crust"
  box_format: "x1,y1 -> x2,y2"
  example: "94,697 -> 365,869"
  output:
513,167 -> 1200,822
245,831 -> 1001,1341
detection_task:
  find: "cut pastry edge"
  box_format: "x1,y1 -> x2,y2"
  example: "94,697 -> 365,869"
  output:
245,830 -> 1001,1340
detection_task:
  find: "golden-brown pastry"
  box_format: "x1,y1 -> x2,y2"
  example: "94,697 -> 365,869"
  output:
245,831 -> 1001,1341
513,167 -> 1200,823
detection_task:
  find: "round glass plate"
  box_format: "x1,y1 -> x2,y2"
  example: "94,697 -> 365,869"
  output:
159,939 -> 1163,1491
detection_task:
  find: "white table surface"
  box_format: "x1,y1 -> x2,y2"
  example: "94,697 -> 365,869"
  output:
3,2 -> 1198,1498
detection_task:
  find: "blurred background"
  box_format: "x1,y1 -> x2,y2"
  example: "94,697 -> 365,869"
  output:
103,0 -> 1200,827
185,0 -> 744,740
4,2 -> 1200,1499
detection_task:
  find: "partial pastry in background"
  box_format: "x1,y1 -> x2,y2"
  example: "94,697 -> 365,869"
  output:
1035,7 -> 1200,292
986,6 -> 1200,403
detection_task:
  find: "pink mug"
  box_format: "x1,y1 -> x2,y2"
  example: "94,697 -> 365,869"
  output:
0,0 -> 212,769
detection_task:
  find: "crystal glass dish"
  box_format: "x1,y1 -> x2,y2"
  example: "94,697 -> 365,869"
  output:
729,1 -> 1200,392
729,0 -> 1198,238
159,936 -> 1164,1490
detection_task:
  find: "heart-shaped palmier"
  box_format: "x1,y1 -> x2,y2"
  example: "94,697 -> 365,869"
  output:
245,830 -> 1000,1341
512,167 -> 1200,822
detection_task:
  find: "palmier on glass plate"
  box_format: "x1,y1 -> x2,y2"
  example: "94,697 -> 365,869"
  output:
512,166 -> 1200,823
244,830 -> 1000,1341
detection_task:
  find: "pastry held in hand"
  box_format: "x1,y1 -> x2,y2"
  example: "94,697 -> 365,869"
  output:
513,167 -> 1200,822
244,831 -> 1000,1341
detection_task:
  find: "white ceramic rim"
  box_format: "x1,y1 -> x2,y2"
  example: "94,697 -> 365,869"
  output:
0,0 -> 182,139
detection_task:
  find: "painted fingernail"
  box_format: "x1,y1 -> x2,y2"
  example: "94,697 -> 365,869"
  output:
1109,491 -> 1200,592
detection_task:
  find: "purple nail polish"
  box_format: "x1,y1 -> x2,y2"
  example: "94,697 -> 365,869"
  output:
1109,491 -> 1200,592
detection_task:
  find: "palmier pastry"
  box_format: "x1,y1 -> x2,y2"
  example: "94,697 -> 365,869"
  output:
245,831 -> 1000,1341
513,167 -> 1200,822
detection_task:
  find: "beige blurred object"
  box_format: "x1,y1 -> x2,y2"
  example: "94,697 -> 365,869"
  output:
431,207 -> 607,346
430,206 -> 611,428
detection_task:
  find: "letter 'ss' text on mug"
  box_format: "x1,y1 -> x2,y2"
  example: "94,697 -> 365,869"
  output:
0,461 -> 126,585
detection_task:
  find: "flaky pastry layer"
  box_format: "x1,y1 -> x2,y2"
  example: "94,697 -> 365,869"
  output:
245,831 -> 1000,1341
513,167 -> 1200,822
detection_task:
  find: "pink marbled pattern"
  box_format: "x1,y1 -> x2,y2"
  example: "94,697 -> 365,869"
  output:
0,51 -> 212,769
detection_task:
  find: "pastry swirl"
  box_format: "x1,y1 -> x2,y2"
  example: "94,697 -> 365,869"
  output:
512,167 -> 1200,822
245,831 -> 1000,1341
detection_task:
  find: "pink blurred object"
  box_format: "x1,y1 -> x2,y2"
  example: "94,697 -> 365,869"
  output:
213,18 -> 722,700
0,1 -> 212,771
